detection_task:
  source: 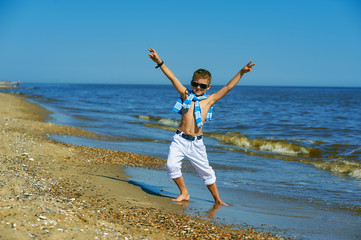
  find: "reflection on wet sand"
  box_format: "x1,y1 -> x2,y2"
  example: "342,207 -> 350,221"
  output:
175,201 -> 225,219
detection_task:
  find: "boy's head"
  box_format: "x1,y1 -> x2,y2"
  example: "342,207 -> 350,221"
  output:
191,69 -> 211,96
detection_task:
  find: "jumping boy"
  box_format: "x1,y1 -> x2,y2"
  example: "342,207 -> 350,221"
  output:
148,48 -> 255,205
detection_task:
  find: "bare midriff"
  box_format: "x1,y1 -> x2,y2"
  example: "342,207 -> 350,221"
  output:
177,100 -> 210,136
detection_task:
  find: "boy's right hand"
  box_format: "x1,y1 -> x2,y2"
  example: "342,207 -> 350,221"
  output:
148,48 -> 162,64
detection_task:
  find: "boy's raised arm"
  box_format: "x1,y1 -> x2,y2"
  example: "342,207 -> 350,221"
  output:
148,48 -> 187,98
209,61 -> 255,105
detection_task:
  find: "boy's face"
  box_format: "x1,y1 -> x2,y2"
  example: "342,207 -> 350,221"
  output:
191,78 -> 211,96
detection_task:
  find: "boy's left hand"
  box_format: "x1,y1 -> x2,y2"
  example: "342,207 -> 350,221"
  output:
241,61 -> 255,74
148,48 -> 162,65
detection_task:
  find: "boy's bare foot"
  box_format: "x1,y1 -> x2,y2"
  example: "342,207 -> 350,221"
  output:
207,182 -> 228,206
215,200 -> 229,206
172,193 -> 190,202
172,177 -> 190,202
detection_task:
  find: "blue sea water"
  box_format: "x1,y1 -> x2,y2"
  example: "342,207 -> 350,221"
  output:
3,83 -> 361,239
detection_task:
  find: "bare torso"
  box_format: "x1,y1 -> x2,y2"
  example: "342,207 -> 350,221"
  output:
178,97 -> 213,136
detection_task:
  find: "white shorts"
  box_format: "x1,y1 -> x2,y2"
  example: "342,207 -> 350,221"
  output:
166,131 -> 216,186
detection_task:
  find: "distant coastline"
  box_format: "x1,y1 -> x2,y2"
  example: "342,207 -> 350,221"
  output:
0,81 -> 21,89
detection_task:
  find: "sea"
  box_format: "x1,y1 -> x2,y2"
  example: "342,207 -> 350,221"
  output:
3,83 -> 361,239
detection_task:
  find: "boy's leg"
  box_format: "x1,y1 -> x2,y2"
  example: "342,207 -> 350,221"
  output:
166,134 -> 189,202
187,139 -> 227,205
207,182 -> 228,205
172,176 -> 190,202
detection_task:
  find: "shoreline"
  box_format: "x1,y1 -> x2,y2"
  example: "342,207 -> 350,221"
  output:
0,92 -> 286,239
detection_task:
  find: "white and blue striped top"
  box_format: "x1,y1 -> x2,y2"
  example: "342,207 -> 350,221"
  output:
172,89 -> 213,128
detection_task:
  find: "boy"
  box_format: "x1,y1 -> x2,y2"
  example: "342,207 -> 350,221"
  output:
148,48 -> 255,205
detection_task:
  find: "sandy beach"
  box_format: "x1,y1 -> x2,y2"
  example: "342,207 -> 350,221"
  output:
0,92 -> 287,239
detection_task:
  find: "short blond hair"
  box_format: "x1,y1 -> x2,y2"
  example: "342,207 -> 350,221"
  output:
192,69 -> 211,84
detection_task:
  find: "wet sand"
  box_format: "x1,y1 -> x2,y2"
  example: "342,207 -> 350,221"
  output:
0,92 -> 287,239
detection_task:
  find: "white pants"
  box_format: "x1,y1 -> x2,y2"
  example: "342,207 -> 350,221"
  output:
166,132 -> 216,186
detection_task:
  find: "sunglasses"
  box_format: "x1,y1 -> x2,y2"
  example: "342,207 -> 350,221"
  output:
191,81 -> 209,89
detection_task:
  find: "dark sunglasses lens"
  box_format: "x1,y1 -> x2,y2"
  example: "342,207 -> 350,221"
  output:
191,81 -> 198,87
191,81 -> 208,89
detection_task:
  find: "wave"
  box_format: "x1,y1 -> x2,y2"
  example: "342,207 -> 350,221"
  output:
217,146 -> 361,180
138,115 -> 361,179
135,115 -> 179,127
311,159 -> 361,179
205,131 -> 323,157
144,123 -> 176,132
209,132 -> 361,179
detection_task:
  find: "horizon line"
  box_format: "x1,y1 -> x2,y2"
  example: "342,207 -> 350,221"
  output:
16,82 -> 361,89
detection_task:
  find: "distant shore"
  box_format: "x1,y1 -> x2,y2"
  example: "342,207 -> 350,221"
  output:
0,92 -> 286,239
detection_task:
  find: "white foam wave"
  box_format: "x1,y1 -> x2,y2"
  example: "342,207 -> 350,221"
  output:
313,159 -> 361,179
157,118 -> 179,127
136,115 -> 179,126
349,168 -> 361,179
208,132 -> 313,157
259,142 -> 310,156
137,115 -> 153,120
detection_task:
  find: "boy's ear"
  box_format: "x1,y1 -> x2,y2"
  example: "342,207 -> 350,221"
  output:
207,84 -> 211,90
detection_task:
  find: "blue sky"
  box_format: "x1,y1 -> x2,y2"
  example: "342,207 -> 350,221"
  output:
0,0 -> 360,87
